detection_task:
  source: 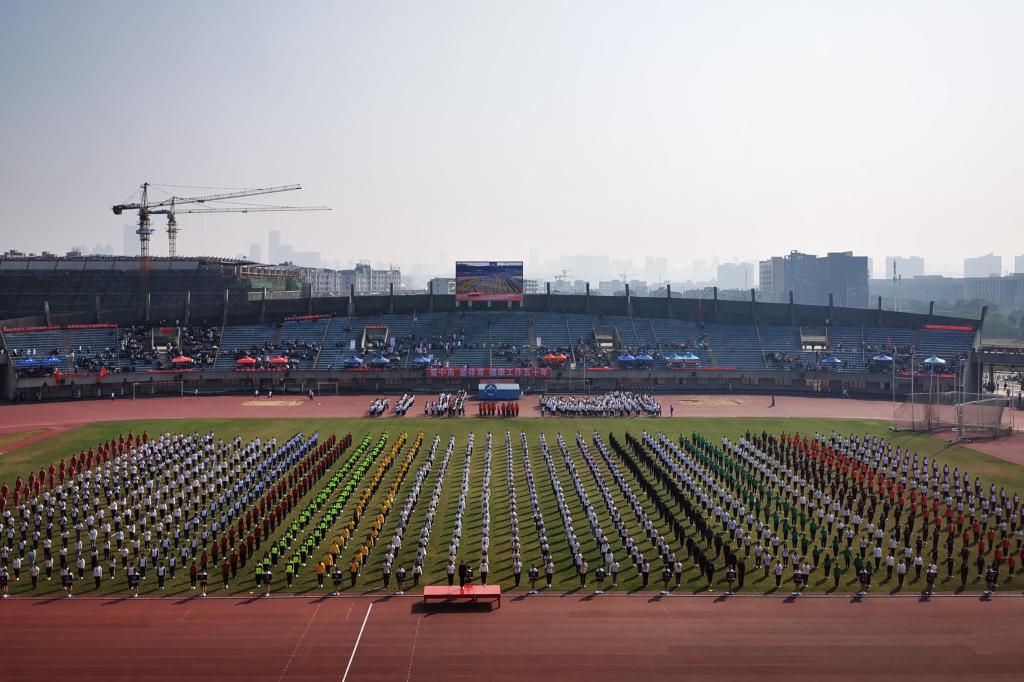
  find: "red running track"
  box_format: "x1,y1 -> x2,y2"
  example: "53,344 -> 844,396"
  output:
3,594 -> 1023,681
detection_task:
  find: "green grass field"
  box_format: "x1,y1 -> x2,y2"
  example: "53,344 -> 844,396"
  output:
2,416 -> 1022,598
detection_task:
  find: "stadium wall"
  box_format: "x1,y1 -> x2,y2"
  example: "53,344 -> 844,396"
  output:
1,290 -> 981,334
8,364 -> 963,404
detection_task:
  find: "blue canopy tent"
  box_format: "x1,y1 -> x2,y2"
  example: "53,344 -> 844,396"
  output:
681,351 -> 700,362
411,355 -> 433,366
922,355 -> 946,366
822,356 -> 843,365
663,352 -> 685,362
635,353 -> 654,362
42,356 -> 65,366
342,356 -> 364,368
369,356 -> 391,367
15,357 -> 39,367
616,353 -> 636,363
871,354 -> 893,363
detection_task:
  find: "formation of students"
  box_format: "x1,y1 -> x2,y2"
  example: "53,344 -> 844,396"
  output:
0,429 -> 346,598
367,398 -> 390,417
393,394 -> 416,416
538,391 -> 662,417
479,401 -> 519,417
423,391 -> 466,418
4,419 -> 1021,598
443,436 -> 475,585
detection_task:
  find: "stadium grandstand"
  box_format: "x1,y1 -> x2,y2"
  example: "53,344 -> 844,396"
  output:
0,256 -> 989,405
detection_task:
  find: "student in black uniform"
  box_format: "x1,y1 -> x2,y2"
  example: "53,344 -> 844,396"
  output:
395,566 -> 407,595
984,565 -> 998,595
725,566 -> 737,595
594,566 -> 606,594
263,568 -> 273,597
62,569 -> 74,598
528,565 -> 539,594
332,568 -> 343,596
661,566 -> 672,595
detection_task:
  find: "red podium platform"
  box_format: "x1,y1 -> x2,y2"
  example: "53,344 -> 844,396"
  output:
422,584 -> 501,609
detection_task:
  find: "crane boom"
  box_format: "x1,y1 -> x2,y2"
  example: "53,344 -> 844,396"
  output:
112,181 -> 327,258
146,184 -> 301,209
150,206 -> 330,215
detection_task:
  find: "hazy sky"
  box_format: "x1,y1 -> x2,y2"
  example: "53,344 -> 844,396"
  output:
2,1 -> 1023,278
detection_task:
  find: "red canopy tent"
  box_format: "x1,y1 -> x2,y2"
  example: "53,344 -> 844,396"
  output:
236,356 -> 257,365
553,353 -> 568,362
268,356 -> 290,365
542,353 -> 558,362
171,356 -> 193,364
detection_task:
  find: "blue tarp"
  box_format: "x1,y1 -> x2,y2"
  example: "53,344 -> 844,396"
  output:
42,356 -> 64,366
15,357 -> 39,366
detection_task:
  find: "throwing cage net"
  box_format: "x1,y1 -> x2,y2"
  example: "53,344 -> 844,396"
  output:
895,392 -> 1014,438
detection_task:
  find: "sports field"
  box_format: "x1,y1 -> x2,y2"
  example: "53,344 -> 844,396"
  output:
3,413 -> 1023,598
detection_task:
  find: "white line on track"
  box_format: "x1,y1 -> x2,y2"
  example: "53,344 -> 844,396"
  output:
279,602 -> 322,681
341,602 -> 374,682
405,614 -> 423,682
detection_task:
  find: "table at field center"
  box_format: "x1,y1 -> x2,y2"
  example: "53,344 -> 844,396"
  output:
422,584 -> 501,609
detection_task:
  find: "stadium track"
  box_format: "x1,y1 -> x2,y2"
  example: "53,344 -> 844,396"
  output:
3,393 -> 1021,463
3,594 -> 1023,681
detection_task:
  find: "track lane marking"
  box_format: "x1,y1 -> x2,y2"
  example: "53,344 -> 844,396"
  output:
341,602 -> 374,682
278,602 -> 322,681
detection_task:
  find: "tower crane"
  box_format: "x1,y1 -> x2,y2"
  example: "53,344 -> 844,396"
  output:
112,182 -> 330,257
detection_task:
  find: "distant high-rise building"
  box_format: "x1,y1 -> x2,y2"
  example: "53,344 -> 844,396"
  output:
964,253 -> 1001,278
428,277 -> 456,295
758,251 -> 869,307
300,262 -> 401,296
644,256 -> 668,283
248,243 -> 261,263
122,224 -> 139,256
716,262 -> 755,290
1015,255 -> 1024,274
267,229 -> 322,268
885,256 -> 925,279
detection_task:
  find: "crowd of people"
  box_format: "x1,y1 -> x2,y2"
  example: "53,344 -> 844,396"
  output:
393,394 -> 416,416
0,429 -> 337,598
3,390 -> 1021,599
422,391 -> 466,418
478,401 -> 519,417
539,392 -> 662,417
